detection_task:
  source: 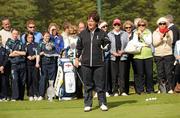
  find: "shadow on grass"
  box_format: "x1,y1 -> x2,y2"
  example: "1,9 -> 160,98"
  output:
93,100 -> 137,110
108,100 -> 137,108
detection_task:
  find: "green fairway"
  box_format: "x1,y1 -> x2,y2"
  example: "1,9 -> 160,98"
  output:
0,94 -> 180,118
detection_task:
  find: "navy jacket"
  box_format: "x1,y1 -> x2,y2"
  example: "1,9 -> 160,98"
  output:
0,46 -> 8,67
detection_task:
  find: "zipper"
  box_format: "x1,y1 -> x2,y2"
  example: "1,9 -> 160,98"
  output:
90,32 -> 94,67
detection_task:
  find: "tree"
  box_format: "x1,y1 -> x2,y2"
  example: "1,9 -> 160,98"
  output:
0,0 -> 38,32
101,0 -> 157,30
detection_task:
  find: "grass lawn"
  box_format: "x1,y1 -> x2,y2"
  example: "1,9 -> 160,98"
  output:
0,93 -> 180,118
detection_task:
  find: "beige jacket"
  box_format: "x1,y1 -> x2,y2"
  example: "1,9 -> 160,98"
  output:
152,28 -> 173,56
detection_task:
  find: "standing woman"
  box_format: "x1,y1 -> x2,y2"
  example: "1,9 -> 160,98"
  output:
98,20 -> 111,97
153,17 -> 174,93
37,31 -> 57,100
132,19 -> 154,94
48,23 -> 64,54
75,11 -> 110,112
123,20 -> 134,94
108,18 -> 129,96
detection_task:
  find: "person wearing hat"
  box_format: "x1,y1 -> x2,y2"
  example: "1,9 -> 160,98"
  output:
75,11 -> 110,112
108,18 -> 129,96
153,17 -> 174,94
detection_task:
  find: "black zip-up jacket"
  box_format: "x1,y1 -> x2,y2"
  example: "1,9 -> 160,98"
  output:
76,28 -> 110,67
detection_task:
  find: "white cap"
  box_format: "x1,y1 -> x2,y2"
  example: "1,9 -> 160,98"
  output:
157,17 -> 168,25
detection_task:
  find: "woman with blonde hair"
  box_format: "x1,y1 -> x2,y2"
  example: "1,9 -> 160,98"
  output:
132,19 -> 154,94
123,20 -> 135,94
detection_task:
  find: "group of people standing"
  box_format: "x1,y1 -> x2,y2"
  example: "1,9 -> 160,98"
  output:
0,11 -> 179,112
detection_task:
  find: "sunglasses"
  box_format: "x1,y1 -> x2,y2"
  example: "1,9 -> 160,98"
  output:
138,24 -> 146,27
125,26 -> 132,29
28,26 -> 35,29
159,23 -> 166,26
114,24 -> 120,26
101,25 -> 108,28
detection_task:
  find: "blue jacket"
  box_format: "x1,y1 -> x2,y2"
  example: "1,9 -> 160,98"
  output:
50,34 -> 64,54
21,32 -> 43,44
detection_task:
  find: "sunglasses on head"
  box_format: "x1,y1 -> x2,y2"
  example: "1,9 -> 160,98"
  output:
101,25 -> 108,28
138,24 -> 146,27
125,26 -> 132,29
114,24 -> 120,26
159,22 -> 166,26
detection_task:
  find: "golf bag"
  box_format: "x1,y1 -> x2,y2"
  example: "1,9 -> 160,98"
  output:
54,57 -> 76,99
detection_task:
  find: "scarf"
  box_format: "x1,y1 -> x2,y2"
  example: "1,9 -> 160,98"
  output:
159,27 -> 169,34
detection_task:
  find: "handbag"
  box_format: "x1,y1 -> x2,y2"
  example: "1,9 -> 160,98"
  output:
174,83 -> 180,93
124,40 -> 142,54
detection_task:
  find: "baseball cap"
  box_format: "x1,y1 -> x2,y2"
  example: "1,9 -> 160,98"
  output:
113,18 -> 121,25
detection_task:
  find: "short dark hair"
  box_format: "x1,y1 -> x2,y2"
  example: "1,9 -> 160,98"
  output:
1,17 -> 10,22
25,32 -> 35,42
87,11 -> 100,23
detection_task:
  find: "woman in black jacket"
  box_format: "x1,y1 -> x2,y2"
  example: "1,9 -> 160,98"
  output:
74,11 -> 110,112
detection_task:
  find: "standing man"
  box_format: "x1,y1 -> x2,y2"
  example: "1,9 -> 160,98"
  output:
21,19 -> 42,44
74,11 -> 110,112
0,17 -> 12,101
165,14 -> 179,51
0,17 -> 12,47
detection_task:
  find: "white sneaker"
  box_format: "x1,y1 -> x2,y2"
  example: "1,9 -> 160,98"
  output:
34,96 -> 38,101
121,92 -> 128,96
84,106 -> 92,112
11,99 -> 16,102
114,93 -> 119,97
168,90 -> 174,94
29,96 -> 34,101
100,104 -> 108,111
37,96 -> 43,101
93,93 -> 97,98
0,99 -> 2,102
157,90 -> 161,94
106,92 -> 110,97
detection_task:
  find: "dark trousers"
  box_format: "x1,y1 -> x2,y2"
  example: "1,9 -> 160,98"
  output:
75,66 -> 83,99
81,65 -> 107,107
27,66 -> 39,97
11,63 -> 26,100
104,60 -> 112,94
133,58 -> 154,94
0,73 -> 8,99
175,64 -> 180,83
39,63 -> 56,97
111,59 -> 129,94
154,55 -> 175,91
125,54 -> 135,94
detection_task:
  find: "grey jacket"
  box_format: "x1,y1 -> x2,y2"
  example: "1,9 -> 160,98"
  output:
108,30 -> 129,61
